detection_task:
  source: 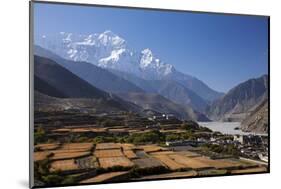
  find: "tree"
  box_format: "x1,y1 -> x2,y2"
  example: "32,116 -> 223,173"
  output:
129,130 -> 164,144
166,134 -> 181,141
34,159 -> 50,180
181,120 -> 199,131
34,125 -> 46,144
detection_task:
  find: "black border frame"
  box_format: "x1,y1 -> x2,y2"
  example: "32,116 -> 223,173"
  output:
29,1 -> 270,188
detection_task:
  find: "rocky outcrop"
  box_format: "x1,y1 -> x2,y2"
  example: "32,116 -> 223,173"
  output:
241,99 -> 268,134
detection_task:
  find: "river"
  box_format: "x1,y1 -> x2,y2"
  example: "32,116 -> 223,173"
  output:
198,122 -> 267,136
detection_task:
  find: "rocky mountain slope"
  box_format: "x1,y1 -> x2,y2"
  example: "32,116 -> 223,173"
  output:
207,75 -> 268,121
34,45 -> 144,94
34,75 -> 67,98
241,99 -> 268,134
117,92 -> 209,121
34,91 -> 138,113
111,70 -> 208,112
35,55 -> 109,99
34,55 -> 142,113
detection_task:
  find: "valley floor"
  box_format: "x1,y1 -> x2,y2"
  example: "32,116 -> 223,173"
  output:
33,111 -> 268,187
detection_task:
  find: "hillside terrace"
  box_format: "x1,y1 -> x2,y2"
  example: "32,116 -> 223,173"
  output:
33,110 -> 268,186
34,141 -> 267,186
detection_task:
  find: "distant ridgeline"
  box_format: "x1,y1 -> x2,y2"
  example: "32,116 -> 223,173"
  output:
34,31 -> 268,133
206,75 -> 268,133
35,31 -> 223,112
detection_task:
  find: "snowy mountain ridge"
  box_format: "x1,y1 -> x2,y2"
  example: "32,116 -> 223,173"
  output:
35,30 -> 223,102
36,30 -> 174,80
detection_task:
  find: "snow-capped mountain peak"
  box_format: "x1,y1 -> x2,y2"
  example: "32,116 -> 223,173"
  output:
141,48 -> 153,56
99,48 -> 126,64
140,48 -> 154,68
140,48 -> 174,76
35,30 -> 175,79
98,30 -> 126,47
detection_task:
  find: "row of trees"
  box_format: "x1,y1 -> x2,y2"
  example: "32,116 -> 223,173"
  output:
201,143 -> 240,157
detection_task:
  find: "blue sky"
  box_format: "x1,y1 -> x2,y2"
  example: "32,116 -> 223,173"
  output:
33,2 -> 268,93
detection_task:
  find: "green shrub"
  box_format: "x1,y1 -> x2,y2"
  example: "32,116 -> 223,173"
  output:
166,134 -> 181,141
61,175 -> 76,185
127,130 -> 164,144
42,174 -> 64,185
34,126 -> 46,144
181,121 -> 199,131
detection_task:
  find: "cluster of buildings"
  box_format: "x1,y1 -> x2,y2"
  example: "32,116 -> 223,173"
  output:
164,132 -> 268,163
233,135 -> 268,162
148,114 -> 177,121
165,140 -> 205,147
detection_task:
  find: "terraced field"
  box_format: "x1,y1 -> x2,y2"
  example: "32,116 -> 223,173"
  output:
134,170 -> 198,180
123,150 -> 137,159
231,167 -> 267,174
119,143 -> 137,150
168,154 -> 213,170
50,151 -> 91,160
80,171 -> 130,184
50,159 -> 79,172
132,157 -> 164,169
60,143 -> 93,151
153,155 -> 187,170
95,143 -> 121,150
34,141 -> 267,186
34,151 -> 51,161
192,157 -> 243,169
99,157 -> 134,169
35,143 -> 61,151
149,151 -> 175,156
140,145 -> 165,153
94,149 -> 124,158
33,105 -> 268,188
